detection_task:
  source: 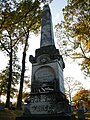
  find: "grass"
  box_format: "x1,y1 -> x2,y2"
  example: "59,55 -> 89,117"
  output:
0,109 -> 23,120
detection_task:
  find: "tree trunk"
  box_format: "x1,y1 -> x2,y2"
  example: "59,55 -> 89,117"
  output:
69,92 -> 72,105
0,97 -> 1,103
17,52 -> 26,109
17,31 -> 29,110
0,88 -> 3,103
5,45 -> 12,109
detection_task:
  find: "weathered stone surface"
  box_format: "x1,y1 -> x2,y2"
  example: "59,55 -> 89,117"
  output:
31,61 -> 65,94
40,5 -> 55,47
28,92 -> 69,115
16,114 -> 73,120
17,91 -> 70,116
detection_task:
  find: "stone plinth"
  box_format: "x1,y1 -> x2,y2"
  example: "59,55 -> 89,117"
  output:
26,92 -> 70,114
16,92 -> 72,120
16,114 -> 72,120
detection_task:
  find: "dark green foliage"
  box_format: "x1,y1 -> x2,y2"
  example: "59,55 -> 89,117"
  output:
0,64 -> 21,99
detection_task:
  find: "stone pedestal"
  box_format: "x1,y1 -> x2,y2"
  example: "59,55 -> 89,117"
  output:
27,92 -> 70,114
16,92 -> 72,120
16,114 -> 72,120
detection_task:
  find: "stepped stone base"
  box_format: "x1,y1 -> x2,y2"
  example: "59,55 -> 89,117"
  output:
16,113 -> 73,120
16,92 -> 74,120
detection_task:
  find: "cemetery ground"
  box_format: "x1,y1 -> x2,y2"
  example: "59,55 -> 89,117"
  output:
73,112 -> 90,120
0,109 -> 90,120
0,109 -> 23,120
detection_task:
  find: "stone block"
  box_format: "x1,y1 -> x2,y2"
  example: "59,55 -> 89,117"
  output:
16,113 -> 72,120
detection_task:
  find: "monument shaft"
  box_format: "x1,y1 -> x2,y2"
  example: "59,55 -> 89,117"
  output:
40,5 -> 55,47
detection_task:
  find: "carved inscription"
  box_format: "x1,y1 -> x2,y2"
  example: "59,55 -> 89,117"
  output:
30,104 -> 55,113
30,94 -> 55,103
30,94 -> 56,114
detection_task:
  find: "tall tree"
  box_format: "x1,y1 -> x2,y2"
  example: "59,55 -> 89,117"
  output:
0,0 -> 23,108
0,0 -> 41,109
16,0 -> 42,109
64,77 -> 83,105
55,0 -> 90,77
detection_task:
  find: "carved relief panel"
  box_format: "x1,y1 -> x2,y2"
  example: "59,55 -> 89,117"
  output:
32,66 -> 56,93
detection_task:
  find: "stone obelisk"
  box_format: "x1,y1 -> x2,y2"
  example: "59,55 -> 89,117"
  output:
16,4 -> 72,120
30,4 -> 65,94
40,5 -> 54,47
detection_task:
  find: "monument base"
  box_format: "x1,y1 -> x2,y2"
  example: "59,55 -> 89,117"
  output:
16,92 -> 74,120
16,113 -> 73,120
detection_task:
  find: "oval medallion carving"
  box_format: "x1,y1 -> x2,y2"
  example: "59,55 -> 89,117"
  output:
34,66 -> 55,82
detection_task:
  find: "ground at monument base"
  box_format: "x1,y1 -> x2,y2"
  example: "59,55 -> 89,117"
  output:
16,113 -> 74,120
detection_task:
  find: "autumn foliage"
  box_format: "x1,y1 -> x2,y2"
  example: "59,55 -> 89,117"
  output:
73,89 -> 90,110
55,0 -> 90,77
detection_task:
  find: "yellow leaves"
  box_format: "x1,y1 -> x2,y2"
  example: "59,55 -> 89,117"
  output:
82,58 -> 90,66
72,53 -> 83,59
81,58 -> 90,77
73,89 -> 90,108
64,24 -> 68,29
87,39 -> 90,50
